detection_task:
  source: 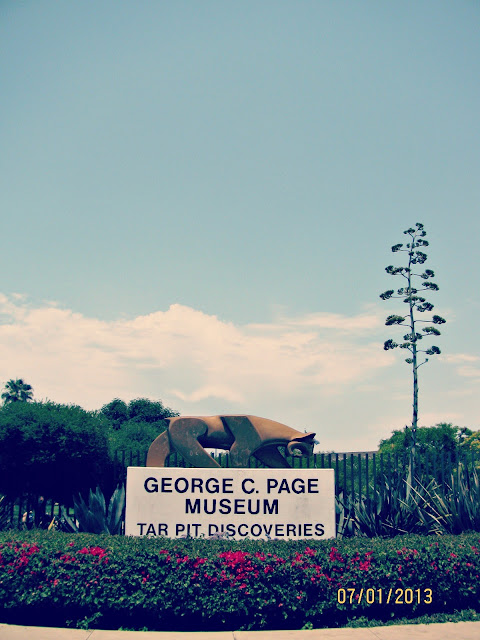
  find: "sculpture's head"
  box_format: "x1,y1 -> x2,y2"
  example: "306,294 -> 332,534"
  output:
285,432 -> 316,457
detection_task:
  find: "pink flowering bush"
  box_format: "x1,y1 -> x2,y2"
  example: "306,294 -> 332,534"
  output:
0,531 -> 479,631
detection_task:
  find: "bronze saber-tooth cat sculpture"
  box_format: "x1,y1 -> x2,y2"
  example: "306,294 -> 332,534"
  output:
146,414 -> 316,469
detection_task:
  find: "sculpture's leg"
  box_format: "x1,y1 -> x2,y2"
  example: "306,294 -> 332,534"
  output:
168,417 -> 221,468
146,430 -> 171,467
221,416 -> 263,468
253,444 -> 291,469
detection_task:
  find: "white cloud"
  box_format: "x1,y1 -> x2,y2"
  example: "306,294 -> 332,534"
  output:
440,353 -> 480,381
172,385 -> 245,404
3,294 -> 474,448
0,295 -> 392,415
419,411 -> 466,426
281,312 -> 382,332
247,311 -> 381,333
442,353 -> 479,364
456,366 -> 480,379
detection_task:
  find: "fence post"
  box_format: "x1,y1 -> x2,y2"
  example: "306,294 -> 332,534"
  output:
365,453 -> 369,502
334,454 -> 339,491
358,454 -> 362,501
372,453 -> 377,496
350,454 -> 355,504
441,451 -> 446,493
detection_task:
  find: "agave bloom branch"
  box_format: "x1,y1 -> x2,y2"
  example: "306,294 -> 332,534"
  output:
380,223 -> 446,459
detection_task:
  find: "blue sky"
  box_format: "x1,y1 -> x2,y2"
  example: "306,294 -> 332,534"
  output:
1,1 -> 479,451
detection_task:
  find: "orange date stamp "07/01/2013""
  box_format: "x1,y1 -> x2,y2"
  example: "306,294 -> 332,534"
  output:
337,588 -> 433,606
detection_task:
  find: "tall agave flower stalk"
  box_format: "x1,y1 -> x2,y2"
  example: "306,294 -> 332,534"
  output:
380,223 -> 446,476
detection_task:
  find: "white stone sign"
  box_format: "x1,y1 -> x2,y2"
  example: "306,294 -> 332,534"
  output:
125,467 -> 335,540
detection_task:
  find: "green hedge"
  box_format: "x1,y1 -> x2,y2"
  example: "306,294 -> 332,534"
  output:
1,531 -> 479,631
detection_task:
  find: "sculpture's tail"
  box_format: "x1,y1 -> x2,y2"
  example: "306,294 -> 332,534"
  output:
146,429 -> 171,467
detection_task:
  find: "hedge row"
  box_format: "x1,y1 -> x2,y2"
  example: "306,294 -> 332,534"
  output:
1,531 -> 480,631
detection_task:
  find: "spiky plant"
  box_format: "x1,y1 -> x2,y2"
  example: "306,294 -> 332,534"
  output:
61,485 -> 125,535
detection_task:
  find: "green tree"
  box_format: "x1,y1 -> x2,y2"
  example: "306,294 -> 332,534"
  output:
101,397 -> 179,461
127,397 -> 179,423
0,401 -> 111,503
108,420 -> 166,460
100,398 -> 129,429
380,223 -> 446,460
1,378 -> 33,404
100,397 -> 178,428
461,429 -> 480,453
378,423 -> 472,456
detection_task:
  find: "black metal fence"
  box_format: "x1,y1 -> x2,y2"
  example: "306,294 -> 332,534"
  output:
2,495 -> 74,530
111,448 -> 480,499
3,448 -> 480,530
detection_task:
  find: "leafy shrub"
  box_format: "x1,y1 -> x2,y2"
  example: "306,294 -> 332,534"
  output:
0,531 -> 479,631
107,420 -> 165,461
0,401 -> 111,504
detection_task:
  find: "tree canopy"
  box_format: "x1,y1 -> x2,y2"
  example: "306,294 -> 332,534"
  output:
100,397 -> 178,429
100,397 -> 179,459
0,401 -> 111,503
461,429 -> 480,453
378,423 -> 472,456
1,379 -> 33,404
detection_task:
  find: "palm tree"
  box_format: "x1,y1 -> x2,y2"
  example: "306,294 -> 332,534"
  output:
1,378 -> 34,404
